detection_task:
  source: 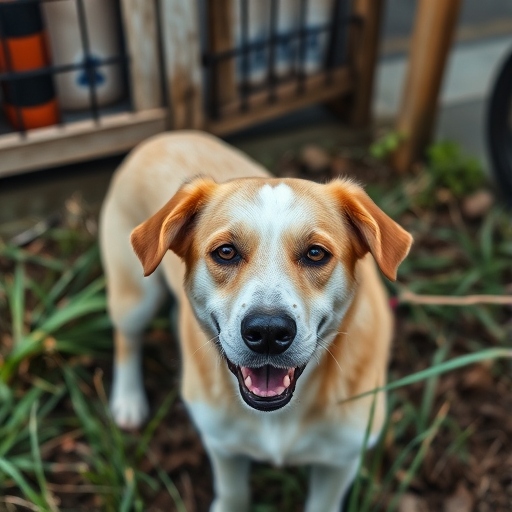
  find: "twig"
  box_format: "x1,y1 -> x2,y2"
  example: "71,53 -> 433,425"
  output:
45,483 -> 115,493
399,290 -> 512,306
0,496 -> 40,511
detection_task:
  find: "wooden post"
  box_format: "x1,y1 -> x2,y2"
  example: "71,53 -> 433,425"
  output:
120,0 -> 162,111
392,0 -> 461,173
347,0 -> 385,128
160,0 -> 204,129
208,0 -> 237,107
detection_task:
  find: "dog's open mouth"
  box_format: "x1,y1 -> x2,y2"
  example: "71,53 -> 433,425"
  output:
227,360 -> 305,411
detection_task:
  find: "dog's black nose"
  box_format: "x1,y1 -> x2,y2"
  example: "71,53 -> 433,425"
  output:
241,313 -> 297,355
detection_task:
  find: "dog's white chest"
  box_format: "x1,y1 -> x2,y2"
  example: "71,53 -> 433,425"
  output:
187,402 -> 367,467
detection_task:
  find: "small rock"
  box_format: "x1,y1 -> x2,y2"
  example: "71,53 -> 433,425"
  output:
398,493 -> 430,512
436,187 -> 453,204
462,189 -> 494,219
443,482 -> 474,512
300,144 -> 331,174
461,363 -> 493,389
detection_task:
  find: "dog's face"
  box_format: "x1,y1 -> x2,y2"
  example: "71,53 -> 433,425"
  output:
131,177 -> 412,412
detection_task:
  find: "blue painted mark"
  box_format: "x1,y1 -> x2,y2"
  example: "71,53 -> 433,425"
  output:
77,55 -> 106,88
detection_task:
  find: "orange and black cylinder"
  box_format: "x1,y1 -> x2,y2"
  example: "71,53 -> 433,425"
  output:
0,1 -> 59,130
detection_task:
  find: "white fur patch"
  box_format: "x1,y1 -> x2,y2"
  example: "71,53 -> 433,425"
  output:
257,183 -> 294,213
188,393 -> 375,468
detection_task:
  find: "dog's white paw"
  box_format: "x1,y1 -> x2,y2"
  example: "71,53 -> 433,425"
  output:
110,390 -> 149,429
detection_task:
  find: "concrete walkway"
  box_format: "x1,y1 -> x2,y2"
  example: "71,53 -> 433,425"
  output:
377,0 -> 512,167
375,36 -> 512,167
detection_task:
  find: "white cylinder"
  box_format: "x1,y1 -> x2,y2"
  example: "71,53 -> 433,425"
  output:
43,0 -> 123,110
233,0 -> 333,86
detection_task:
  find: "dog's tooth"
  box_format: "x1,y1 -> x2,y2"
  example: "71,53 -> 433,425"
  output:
283,375 -> 291,388
241,367 -> 249,379
245,375 -> 252,388
275,386 -> 285,395
267,390 -> 277,397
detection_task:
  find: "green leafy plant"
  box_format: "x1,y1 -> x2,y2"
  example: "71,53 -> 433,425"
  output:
426,140 -> 486,198
370,131 -> 404,161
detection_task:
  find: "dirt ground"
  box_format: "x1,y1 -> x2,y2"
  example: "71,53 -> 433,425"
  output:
1,145 -> 511,512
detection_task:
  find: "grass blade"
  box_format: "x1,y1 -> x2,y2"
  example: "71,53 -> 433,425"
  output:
8,263 -> 25,347
0,458 -> 48,509
0,245 -> 65,271
347,388 -> 379,512
30,402 -> 59,512
339,348 -> 512,405
386,403 -> 450,512
137,390 -> 177,460
119,468 -> 136,512
147,450 -> 187,512
418,340 -> 450,431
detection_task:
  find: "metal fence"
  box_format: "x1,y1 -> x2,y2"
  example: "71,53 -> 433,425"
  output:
0,0 -> 129,136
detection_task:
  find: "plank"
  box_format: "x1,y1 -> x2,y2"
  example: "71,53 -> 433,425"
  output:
120,0 -> 163,111
347,0 -> 385,127
207,0 -> 237,106
159,0 -> 204,129
0,109 -> 167,176
392,0 -> 462,173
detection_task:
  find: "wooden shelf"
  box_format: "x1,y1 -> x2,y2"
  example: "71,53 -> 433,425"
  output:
0,108 -> 167,177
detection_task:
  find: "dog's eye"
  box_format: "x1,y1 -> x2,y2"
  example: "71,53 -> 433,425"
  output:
303,245 -> 330,265
213,244 -> 240,263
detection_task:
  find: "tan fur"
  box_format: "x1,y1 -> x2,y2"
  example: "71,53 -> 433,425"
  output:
100,131 -> 412,511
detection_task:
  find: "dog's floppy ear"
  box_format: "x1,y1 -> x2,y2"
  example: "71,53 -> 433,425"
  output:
131,177 -> 217,276
328,178 -> 412,281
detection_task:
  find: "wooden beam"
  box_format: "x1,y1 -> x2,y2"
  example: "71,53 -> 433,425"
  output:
207,68 -> 353,136
347,0 -> 385,127
0,109 -> 167,177
120,0 -> 163,111
207,0 -> 237,106
160,0 -> 204,129
392,0 -> 461,173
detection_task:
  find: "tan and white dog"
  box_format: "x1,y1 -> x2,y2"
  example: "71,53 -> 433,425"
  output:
100,131 -> 412,512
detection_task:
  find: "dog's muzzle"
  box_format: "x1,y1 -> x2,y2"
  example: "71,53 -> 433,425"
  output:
225,312 -> 304,412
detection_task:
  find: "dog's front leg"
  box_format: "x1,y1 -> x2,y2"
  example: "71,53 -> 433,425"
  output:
305,459 -> 360,512
207,447 -> 251,512
110,330 -> 149,429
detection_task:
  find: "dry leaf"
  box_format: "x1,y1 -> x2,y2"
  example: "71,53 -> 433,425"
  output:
444,482 -> 474,512
399,493 -> 430,512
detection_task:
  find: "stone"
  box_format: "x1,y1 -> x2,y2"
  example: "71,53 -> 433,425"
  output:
300,144 -> 331,174
462,189 -> 494,219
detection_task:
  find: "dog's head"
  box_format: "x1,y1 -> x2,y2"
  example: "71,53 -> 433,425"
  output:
131,177 -> 412,412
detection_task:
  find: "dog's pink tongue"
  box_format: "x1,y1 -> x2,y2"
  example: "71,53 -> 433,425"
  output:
241,365 -> 292,397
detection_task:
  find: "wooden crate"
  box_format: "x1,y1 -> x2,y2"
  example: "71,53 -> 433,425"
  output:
0,0 -> 384,177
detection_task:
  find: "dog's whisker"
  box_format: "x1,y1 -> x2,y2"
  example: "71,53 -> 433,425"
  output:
321,329 -> 349,337
316,336 -> 344,375
192,334 -> 220,356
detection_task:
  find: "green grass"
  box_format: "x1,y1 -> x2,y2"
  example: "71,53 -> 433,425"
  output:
0,174 -> 511,511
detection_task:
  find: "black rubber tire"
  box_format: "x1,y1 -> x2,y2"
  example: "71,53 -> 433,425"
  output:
487,49 -> 512,206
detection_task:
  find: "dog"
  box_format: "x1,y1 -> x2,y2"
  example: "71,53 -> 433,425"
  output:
99,131 -> 412,512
